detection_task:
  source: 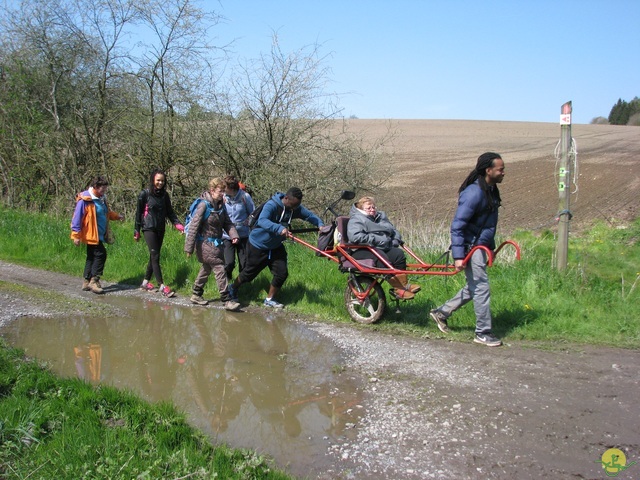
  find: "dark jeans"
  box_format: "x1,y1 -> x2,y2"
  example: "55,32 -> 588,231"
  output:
143,230 -> 165,284
223,237 -> 249,279
351,246 -> 407,270
238,243 -> 288,288
83,242 -> 107,280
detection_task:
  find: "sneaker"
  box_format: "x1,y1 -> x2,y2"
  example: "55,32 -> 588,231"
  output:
474,332 -> 502,347
263,298 -> 284,309
88,277 -> 104,294
82,279 -> 91,291
227,284 -> 239,301
224,300 -> 241,311
190,294 -> 208,306
161,286 -> 176,298
429,309 -> 450,334
141,282 -> 156,292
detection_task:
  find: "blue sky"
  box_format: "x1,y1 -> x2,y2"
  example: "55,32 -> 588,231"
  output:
213,0 -> 640,124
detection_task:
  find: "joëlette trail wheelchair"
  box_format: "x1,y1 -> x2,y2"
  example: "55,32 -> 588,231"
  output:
289,191 -> 520,324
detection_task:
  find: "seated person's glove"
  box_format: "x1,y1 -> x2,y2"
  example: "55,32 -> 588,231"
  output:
391,238 -> 401,248
378,238 -> 392,250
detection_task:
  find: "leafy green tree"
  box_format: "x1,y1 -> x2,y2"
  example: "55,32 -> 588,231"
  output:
608,97 -> 640,126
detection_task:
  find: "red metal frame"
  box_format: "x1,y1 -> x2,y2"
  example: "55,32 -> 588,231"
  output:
289,232 -> 521,278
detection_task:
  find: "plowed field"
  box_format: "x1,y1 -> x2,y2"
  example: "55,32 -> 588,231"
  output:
346,120 -> 640,233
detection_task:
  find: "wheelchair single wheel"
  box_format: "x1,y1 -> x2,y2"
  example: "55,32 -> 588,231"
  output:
344,275 -> 386,324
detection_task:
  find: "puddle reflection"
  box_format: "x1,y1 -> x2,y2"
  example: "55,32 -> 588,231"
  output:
0,297 -> 364,477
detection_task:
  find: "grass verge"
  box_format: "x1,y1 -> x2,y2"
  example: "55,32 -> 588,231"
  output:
1,206 -> 638,348
0,338 -> 290,479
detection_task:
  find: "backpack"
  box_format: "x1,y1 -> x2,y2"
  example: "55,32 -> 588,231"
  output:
184,198 -> 213,238
316,222 -> 337,256
247,200 -> 284,230
247,201 -> 265,229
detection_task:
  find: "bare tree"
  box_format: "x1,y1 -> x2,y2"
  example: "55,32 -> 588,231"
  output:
209,35 -> 389,208
129,0 -> 226,181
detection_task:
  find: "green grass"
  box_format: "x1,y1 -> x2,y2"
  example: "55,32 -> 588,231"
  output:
1,206 -> 639,349
0,339 -> 290,479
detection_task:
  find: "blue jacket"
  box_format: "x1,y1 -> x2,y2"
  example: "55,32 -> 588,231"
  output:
249,192 -> 323,251
450,180 -> 500,259
222,189 -> 255,239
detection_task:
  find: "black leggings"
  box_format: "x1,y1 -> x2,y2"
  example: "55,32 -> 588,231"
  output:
223,237 -> 249,278
143,230 -> 165,285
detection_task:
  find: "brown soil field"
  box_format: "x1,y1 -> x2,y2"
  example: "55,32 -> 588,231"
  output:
344,120 -> 640,234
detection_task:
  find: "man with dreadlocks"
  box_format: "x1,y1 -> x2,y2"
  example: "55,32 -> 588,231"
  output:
430,152 -> 505,346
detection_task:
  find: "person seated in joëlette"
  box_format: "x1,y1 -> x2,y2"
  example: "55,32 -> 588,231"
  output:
346,196 -> 420,298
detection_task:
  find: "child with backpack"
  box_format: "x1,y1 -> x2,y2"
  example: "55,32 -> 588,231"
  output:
184,177 -> 241,311
134,169 -> 184,297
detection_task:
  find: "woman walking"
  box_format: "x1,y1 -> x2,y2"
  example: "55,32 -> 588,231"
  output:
222,175 -> 255,280
134,168 -> 184,297
184,177 -> 240,311
71,176 -> 123,294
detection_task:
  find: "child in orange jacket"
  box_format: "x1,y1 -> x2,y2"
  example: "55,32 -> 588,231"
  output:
71,176 -> 123,293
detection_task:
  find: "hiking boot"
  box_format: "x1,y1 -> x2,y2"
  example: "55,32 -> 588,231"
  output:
140,282 -> 157,292
88,277 -> 104,294
392,288 -> 415,300
190,294 -> 208,306
474,332 -> 502,347
430,308 -> 450,334
82,279 -> 91,291
227,284 -> 239,301
263,298 -> 284,309
224,300 -> 241,311
161,286 -> 176,298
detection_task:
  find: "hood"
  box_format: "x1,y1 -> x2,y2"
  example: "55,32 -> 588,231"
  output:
270,192 -> 286,208
349,203 -> 378,220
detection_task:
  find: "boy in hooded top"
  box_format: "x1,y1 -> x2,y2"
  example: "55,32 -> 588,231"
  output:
227,187 -> 323,308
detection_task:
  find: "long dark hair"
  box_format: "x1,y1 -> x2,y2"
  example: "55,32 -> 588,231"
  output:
458,152 -> 502,211
148,168 -> 166,195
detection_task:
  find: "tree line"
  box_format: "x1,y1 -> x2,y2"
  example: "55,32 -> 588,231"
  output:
0,0 -> 389,218
592,97 -> 640,125
608,97 -> 640,126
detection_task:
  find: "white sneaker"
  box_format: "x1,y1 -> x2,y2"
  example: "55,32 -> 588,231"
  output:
263,298 -> 284,308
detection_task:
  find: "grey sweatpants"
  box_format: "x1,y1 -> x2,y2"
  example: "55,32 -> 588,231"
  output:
439,249 -> 493,334
193,262 -> 228,298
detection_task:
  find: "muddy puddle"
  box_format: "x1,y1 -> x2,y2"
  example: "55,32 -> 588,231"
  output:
0,296 -> 364,478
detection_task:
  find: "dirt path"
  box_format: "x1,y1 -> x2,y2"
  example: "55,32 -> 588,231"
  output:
1,260 -> 638,479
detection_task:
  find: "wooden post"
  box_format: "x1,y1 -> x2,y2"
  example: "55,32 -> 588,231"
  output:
556,101 -> 572,270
